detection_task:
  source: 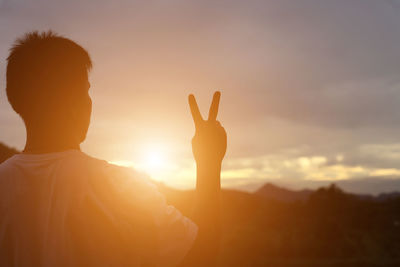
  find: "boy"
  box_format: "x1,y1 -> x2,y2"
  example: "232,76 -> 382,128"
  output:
0,31 -> 226,266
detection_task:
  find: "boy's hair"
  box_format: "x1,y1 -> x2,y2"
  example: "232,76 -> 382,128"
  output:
6,31 -> 92,118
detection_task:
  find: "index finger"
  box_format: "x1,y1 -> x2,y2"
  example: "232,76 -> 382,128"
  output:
208,91 -> 221,121
188,94 -> 203,126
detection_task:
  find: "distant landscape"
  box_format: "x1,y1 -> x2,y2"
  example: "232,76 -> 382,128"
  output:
159,183 -> 400,266
2,143 -> 400,266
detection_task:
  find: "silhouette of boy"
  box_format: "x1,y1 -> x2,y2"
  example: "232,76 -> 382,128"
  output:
0,31 -> 227,266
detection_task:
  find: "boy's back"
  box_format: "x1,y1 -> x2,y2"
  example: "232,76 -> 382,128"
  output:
1,30 -> 226,266
0,150 -> 197,266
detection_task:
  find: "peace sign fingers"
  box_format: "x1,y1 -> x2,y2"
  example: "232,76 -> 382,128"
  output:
208,91 -> 220,121
189,94 -> 204,128
189,91 -> 221,128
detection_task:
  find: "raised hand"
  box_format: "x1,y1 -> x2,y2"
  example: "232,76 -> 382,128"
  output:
188,91 -> 227,166
181,91 -> 226,267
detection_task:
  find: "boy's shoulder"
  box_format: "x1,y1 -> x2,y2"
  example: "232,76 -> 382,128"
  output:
80,151 -> 158,194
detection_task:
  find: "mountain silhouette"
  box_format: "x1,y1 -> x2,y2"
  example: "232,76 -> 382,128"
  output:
255,183 -> 313,203
158,182 -> 400,266
255,182 -> 400,203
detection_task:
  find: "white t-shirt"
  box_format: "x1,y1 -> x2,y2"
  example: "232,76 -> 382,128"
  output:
0,150 -> 197,267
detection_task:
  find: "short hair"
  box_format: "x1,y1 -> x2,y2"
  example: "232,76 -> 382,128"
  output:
6,31 -> 92,118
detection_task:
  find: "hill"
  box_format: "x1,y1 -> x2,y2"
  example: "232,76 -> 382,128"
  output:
255,182 -> 313,202
255,182 -> 400,203
158,183 -> 400,266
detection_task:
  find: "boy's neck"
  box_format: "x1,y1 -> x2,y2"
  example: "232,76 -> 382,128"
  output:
23,142 -> 80,154
23,128 -> 80,154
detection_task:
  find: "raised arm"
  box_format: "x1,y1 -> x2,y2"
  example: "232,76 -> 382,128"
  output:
180,91 -> 227,266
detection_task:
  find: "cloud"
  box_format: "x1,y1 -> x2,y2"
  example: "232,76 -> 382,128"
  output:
2,0 -> 400,193
220,143 -> 400,185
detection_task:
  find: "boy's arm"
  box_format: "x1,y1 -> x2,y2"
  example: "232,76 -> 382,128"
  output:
180,92 -> 227,267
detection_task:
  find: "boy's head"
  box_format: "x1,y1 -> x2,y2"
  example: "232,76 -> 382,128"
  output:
6,31 -> 92,145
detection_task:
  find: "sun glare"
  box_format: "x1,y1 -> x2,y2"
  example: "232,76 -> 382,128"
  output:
136,143 -> 172,180
144,146 -> 166,169
110,142 -> 180,182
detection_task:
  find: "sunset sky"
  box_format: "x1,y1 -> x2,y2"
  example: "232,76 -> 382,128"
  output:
2,0 -> 400,193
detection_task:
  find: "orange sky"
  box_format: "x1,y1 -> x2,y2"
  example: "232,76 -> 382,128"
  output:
2,0 -> 400,193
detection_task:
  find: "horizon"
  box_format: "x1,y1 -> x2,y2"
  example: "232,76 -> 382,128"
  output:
2,0 -> 400,194
2,141 -> 400,196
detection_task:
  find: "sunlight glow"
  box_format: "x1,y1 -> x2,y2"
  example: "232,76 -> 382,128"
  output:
109,142 -> 188,185
109,160 -> 134,168
136,143 -> 172,181
143,145 -> 167,170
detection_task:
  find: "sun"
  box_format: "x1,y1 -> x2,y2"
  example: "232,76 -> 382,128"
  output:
144,147 -> 165,169
110,142 -> 173,181
138,143 -> 171,180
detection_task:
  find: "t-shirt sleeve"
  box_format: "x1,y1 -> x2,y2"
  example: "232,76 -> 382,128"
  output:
89,162 -> 198,267
148,187 -> 198,267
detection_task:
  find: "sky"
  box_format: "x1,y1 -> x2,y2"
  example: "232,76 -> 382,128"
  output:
1,0 -> 400,194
